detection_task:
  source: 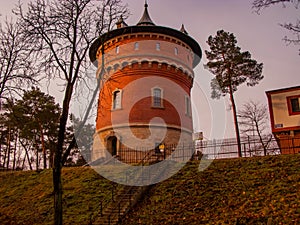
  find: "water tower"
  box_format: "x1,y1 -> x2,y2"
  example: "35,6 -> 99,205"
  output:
89,2 -> 201,162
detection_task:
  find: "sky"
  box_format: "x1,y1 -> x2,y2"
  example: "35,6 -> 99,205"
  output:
0,0 -> 299,140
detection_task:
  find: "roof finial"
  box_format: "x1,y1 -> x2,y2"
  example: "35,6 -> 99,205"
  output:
137,0 -> 155,26
116,15 -> 128,28
180,24 -> 188,35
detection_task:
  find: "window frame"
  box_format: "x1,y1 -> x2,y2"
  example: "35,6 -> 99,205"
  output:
185,95 -> 192,117
156,43 -> 161,51
151,87 -> 163,108
174,47 -> 178,55
112,89 -> 122,110
134,42 -> 139,50
287,95 -> 300,115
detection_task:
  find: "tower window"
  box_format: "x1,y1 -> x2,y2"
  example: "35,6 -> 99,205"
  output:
287,95 -> 300,115
116,46 -> 120,54
156,43 -> 160,51
185,95 -> 192,117
112,90 -> 122,110
134,42 -> 139,50
152,87 -> 163,108
175,47 -> 178,55
291,98 -> 300,112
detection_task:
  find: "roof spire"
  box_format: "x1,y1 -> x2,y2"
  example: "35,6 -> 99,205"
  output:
137,1 -> 155,26
180,24 -> 188,35
116,15 -> 128,28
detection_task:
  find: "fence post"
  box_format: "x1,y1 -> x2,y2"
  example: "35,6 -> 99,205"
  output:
248,136 -> 251,157
213,139 -> 216,158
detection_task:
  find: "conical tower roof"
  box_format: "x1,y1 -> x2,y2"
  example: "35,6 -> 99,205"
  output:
137,1 -> 155,26
180,24 -> 188,35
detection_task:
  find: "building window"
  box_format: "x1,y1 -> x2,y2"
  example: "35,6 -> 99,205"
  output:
287,95 -> 300,115
156,43 -> 160,51
112,90 -> 122,110
175,47 -> 178,55
185,95 -> 192,117
134,42 -> 139,50
152,87 -> 163,108
116,46 -> 120,54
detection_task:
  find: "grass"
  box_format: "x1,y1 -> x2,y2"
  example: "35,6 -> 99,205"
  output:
0,154 -> 299,224
123,154 -> 300,225
0,167 -> 115,225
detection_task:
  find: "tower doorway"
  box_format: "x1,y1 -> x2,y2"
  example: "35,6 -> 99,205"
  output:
107,136 -> 117,156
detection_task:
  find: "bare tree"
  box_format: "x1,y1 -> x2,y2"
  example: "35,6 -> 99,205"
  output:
0,19 -> 38,101
14,0 -> 128,224
252,0 -> 300,53
252,0 -> 300,9
238,100 -> 271,155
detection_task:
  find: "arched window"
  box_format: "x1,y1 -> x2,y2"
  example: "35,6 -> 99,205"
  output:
185,95 -> 191,116
156,43 -> 160,51
116,46 -> 120,54
112,90 -> 122,110
134,42 -> 139,50
152,87 -> 163,108
175,47 -> 178,55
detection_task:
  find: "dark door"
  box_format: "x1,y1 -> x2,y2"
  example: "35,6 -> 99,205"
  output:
108,136 -> 117,156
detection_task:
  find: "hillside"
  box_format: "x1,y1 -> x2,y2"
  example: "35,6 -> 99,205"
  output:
0,167 -> 117,225
0,154 -> 299,225
123,155 -> 300,225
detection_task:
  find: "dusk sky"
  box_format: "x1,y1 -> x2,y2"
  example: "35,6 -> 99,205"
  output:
1,0 -> 299,139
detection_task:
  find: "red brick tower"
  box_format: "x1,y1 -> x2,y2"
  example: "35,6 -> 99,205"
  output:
89,2 -> 201,161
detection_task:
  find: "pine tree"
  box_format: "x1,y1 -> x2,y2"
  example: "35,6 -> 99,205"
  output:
3,88 -> 61,170
205,30 -> 264,157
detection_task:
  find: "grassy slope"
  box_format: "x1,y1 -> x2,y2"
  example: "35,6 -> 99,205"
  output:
0,155 -> 299,225
123,155 -> 300,225
0,167 -> 114,225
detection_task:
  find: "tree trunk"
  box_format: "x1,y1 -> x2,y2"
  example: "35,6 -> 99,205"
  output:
255,122 -> 267,156
53,82 -> 74,225
53,166 -> 63,225
36,137 -> 39,171
49,141 -> 55,169
229,86 -> 242,157
40,123 -> 47,169
19,139 -> 33,170
0,134 -> 2,168
12,131 -> 18,170
6,125 -> 11,169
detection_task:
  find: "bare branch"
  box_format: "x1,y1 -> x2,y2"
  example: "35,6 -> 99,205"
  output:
252,0 -> 300,53
252,0 -> 299,12
13,1 -> 129,224
0,18 -> 39,100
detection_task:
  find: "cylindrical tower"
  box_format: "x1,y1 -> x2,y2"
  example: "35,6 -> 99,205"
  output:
89,3 -> 201,162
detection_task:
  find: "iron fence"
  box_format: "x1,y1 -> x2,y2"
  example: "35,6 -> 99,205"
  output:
86,135 -> 300,165
195,135 -> 300,159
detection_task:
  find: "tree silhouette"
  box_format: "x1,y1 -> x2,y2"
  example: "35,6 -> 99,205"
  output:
205,30 -> 264,157
1,88 -> 61,170
14,0 -> 128,224
238,100 -> 271,155
252,0 -> 300,54
0,19 -> 38,101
